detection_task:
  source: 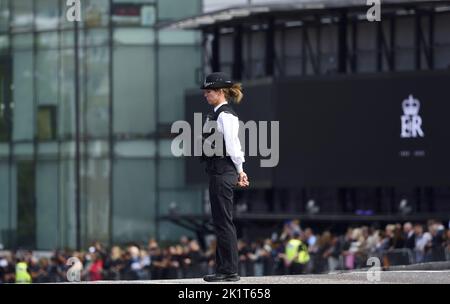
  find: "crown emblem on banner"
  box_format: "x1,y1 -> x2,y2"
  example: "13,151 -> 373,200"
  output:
402,95 -> 420,116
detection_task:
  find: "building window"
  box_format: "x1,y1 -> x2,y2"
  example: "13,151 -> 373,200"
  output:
17,161 -> 36,249
37,105 -> 57,141
12,0 -> 33,30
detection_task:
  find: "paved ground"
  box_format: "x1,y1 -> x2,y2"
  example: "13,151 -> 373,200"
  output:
89,270 -> 450,284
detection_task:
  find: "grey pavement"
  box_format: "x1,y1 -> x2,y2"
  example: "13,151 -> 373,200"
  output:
85,270 -> 450,284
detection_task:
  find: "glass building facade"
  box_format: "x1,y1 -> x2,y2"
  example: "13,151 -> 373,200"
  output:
0,0 -> 203,250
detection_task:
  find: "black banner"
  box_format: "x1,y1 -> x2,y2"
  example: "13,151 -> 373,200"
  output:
184,71 -> 450,187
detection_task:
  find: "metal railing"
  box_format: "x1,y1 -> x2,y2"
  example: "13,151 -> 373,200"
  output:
383,248 -> 415,266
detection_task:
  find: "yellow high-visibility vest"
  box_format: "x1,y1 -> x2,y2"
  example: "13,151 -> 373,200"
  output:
298,242 -> 310,264
285,239 -> 302,261
15,262 -> 31,284
285,239 -> 310,264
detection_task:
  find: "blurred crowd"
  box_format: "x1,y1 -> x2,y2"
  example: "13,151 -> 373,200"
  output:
1,219 -> 449,283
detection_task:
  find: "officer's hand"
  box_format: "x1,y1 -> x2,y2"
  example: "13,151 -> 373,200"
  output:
237,171 -> 249,188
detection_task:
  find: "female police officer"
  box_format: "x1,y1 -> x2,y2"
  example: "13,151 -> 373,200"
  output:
200,72 -> 249,282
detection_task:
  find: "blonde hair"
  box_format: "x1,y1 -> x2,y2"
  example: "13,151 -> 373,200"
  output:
221,83 -> 244,104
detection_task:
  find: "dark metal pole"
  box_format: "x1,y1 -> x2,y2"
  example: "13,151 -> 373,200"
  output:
337,10 -> 348,74
232,25 -> 243,80
108,0 -> 114,247
302,23 -> 307,75
390,17 -> 396,71
351,18 -> 358,73
212,27 -> 220,72
265,17 -> 275,77
56,0 -> 62,251
280,24 -> 286,77
7,0 -> 13,249
316,16 -> 322,75
414,10 -> 421,70
155,1 -> 160,241
376,21 -> 383,72
31,0 -> 38,249
74,19 -> 81,250
428,10 -> 435,69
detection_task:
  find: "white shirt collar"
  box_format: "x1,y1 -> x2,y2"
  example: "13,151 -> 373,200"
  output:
214,101 -> 228,112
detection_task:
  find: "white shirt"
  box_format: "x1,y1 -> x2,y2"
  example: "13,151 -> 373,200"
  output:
214,101 -> 245,173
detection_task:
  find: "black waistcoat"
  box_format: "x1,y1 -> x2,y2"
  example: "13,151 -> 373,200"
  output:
201,104 -> 238,174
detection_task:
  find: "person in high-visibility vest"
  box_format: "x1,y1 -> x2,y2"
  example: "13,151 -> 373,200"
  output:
15,261 -> 32,283
284,231 -> 310,275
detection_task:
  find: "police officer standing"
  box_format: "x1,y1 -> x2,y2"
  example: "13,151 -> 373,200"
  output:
200,72 -> 249,282
284,231 -> 310,275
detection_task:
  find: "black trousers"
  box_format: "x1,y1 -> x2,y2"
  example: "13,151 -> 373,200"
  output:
207,158 -> 239,275
289,263 -> 304,275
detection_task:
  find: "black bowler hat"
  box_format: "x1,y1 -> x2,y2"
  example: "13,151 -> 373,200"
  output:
200,72 -> 235,90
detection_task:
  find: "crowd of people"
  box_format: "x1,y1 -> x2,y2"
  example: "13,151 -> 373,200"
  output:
1,219 -> 449,283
